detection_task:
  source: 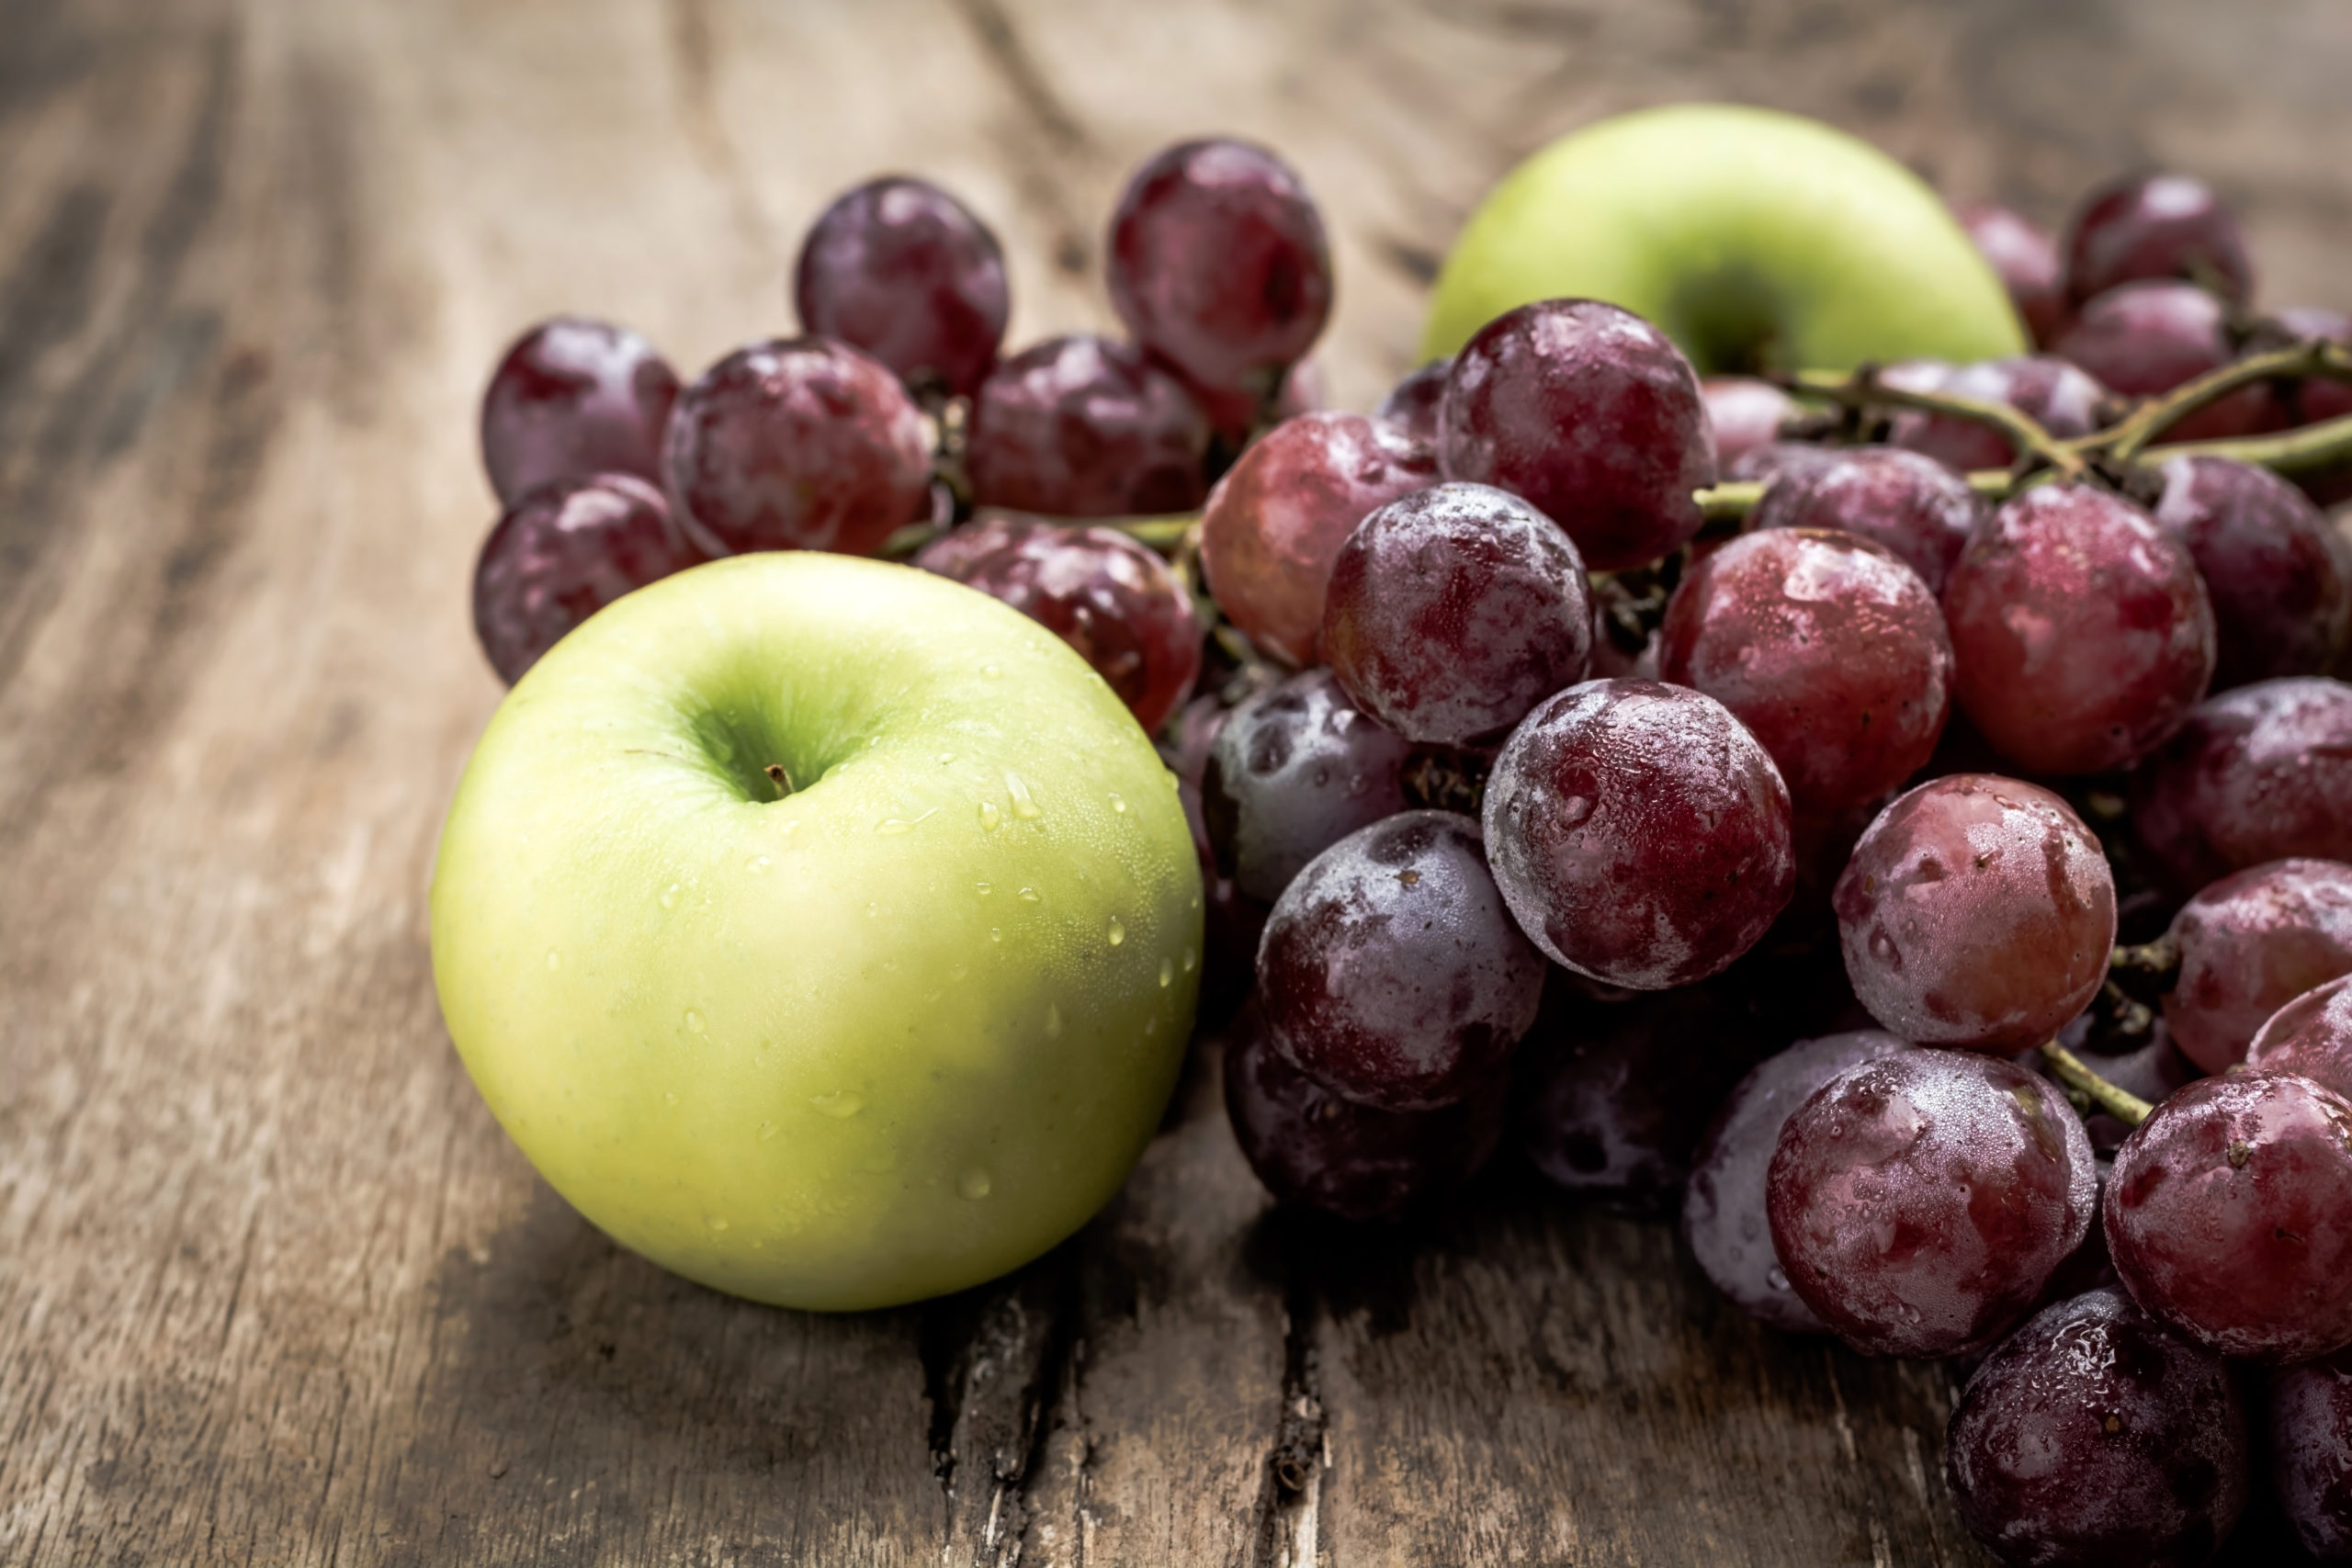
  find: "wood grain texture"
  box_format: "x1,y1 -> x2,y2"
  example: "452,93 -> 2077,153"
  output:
1,1 -> 2347,1563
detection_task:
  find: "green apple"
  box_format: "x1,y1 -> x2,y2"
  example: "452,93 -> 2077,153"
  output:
430,552 -> 1202,1311
1423,103 -> 2028,373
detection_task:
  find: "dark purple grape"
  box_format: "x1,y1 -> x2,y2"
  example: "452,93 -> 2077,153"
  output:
1162,691 -> 1229,792
1659,527 -> 1953,814
914,517 -> 1202,735
1258,811 -> 1545,1111
2270,1347 -> 2352,1559
2152,455 -> 2351,689
2065,172 -> 2256,306
1202,670 -> 1414,904
471,474 -> 706,684
1700,377 -> 1799,472
1944,483 -> 2216,774
964,334 -> 1211,518
1180,776 -> 1268,1031
792,176 -> 1009,400
1948,1286 -> 2250,1568
1223,997 -> 1507,1221
1766,1047 -> 2096,1358
1742,446 -> 1984,594
2251,975 -> 2352,1100
1375,359 -> 1451,444
1106,139 -> 1332,415
1835,774 -> 2116,1052
2055,281 -> 2272,441
2131,679 -> 2352,897
1683,1028 -> 1911,1331
480,317 -> 679,506
2160,859 -> 2352,1075
1483,679 -> 1794,990
2276,306 -> 2352,509
2108,1069 -> 2352,1361
662,337 -> 932,557
1439,299 -> 1714,572
1956,201 -> 2069,347
1882,355 -> 2111,474
1198,411 -> 1437,668
1518,978 -> 1772,1218
1321,482 -> 1592,746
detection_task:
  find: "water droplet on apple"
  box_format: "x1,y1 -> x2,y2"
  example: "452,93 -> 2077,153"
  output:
877,818 -> 911,836
958,1168 -> 993,1200
1107,917 -> 1126,946
684,1009 -> 707,1033
980,661 -> 1001,679
810,1090 -> 865,1119
949,964 -> 968,981
706,1215 -> 730,1232
758,1121 -> 777,1140
1109,791 -> 1127,813
1182,946 -> 1197,973
1005,771 -> 1042,818
1145,1016 -> 1158,1035
1189,893 -> 1201,911
937,751 -> 956,764
989,927 -> 1002,942
664,1091 -> 679,1105
977,881 -> 992,896
978,800 -> 1001,831
1018,886 -> 1040,903
1046,1003 -> 1063,1038
546,949 -> 560,971
745,855 -> 772,874
1159,958 -> 1172,987
660,884 -> 682,908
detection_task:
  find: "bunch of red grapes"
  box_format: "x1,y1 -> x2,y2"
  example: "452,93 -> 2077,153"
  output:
468,139 -> 2352,1566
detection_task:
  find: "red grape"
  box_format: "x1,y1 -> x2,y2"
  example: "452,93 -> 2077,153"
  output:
1882,355 -> 2111,474
1180,776 -> 1268,1032
1660,527 -> 1953,813
1955,201 -> 2069,347
2131,678 -> 2352,897
1834,774 -> 2116,1052
1224,997 -> 1508,1222
792,176 -> 1009,399
1683,1028 -> 1911,1331
1767,1047 -> 2096,1358
1374,359 -> 1450,445
1517,979 -> 1772,1218
1947,1286 -> 2250,1568
2152,455 -> 2351,688
1482,679 -> 1794,990
2251,975 -> 2352,1101
2275,306 -> 2352,508
2064,171 -> 2255,306
1197,412 -> 1437,668
2160,858 -> 2352,1075
480,317 -> 679,507
2055,281 -> 2272,441
2269,1348 -> 2352,1561
1106,139 -> 1332,415
662,337 -> 932,557
1322,482 -> 1593,746
1700,377 -> 1799,471
1439,299 -> 1714,572
965,334 -> 1211,518
1742,446 -> 1983,594
471,473 -> 706,685
1258,811 -> 1546,1112
1727,440 -> 1842,486
1202,670 -> 1414,904
913,517 -> 1203,735
2106,1069 -> 2352,1362
1943,483 -> 2216,775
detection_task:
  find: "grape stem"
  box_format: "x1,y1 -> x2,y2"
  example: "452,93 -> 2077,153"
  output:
2093,337 -> 2352,465
2038,1041 -> 2154,1128
1781,366 -> 2092,483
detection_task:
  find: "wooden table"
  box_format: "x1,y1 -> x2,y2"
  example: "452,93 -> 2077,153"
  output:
6,2 -> 2349,1562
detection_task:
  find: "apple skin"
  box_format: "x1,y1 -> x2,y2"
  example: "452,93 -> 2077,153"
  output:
1423,104 -> 2028,373
431,552 -> 1202,1311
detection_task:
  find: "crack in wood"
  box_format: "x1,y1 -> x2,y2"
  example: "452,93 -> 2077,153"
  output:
923,1247 -> 1083,1566
1247,1226 -> 1329,1568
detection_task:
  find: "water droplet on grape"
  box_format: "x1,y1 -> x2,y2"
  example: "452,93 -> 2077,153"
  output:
810,1090 -> 865,1119
1767,1264 -> 1792,1292
958,1168 -> 993,1200
1869,928 -> 1904,969
1159,957 -> 1173,987
978,799 -> 1001,831
1108,917 -> 1126,946
1006,771 -> 1043,818
1558,795 -> 1594,829
684,1009 -> 707,1033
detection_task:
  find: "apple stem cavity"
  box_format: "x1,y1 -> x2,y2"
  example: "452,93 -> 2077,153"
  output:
766,762 -> 796,798
2038,1040 -> 2155,1129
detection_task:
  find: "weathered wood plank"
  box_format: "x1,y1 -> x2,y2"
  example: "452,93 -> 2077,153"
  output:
1,0 -> 2348,1563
